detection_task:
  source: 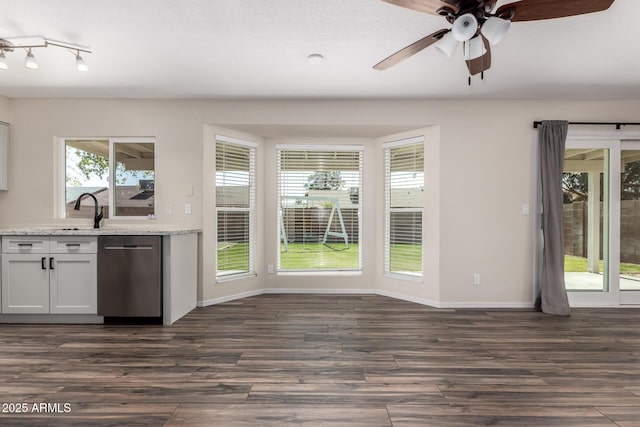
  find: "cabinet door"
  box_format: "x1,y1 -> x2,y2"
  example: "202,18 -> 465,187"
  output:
1,254 -> 50,313
49,254 -> 97,314
0,122 -> 7,191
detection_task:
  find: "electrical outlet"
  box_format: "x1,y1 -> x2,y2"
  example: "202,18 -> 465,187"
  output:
473,274 -> 481,285
522,204 -> 530,215
166,204 -> 173,215
184,203 -> 192,215
267,264 -> 274,274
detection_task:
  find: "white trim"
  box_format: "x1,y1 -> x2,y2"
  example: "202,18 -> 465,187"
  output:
375,289 -> 439,307
437,301 -> 535,309
275,144 -> 364,151
198,289 -> 264,307
277,271 -> 362,276
216,272 -> 258,284
384,272 -> 423,283
216,134 -> 259,148
197,288 -> 535,309
382,135 -> 425,149
263,288 -> 376,295
567,130 -> 640,140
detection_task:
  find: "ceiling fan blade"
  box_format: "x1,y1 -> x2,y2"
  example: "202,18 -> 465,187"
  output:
374,29 -> 448,70
497,0 -> 615,22
380,0 -> 460,16
465,37 -> 491,76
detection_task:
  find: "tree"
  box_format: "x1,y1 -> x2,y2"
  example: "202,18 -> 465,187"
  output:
304,171 -> 345,191
563,159 -> 640,203
622,160 -> 640,200
67,147 -> 152,186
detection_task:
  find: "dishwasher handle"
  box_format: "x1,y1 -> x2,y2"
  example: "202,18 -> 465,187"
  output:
104,245 -> 155,250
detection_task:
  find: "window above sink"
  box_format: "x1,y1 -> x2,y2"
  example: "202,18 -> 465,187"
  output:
58,137 -> 155,220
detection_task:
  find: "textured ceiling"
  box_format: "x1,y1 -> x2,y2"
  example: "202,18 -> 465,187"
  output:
0,0 -> 638,100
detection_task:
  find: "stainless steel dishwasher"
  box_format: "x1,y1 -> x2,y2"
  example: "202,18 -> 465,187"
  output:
97,235 -> 162,318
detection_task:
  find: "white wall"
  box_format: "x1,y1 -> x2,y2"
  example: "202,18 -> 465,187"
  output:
2,98 -> 640,307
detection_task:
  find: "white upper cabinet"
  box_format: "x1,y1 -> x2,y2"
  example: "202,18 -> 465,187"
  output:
0,122 -> 7,190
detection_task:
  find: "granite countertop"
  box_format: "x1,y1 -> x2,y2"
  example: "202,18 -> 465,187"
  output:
0,226 -> 201,236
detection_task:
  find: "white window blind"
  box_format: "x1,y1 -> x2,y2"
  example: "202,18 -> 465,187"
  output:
216,138 -> 256,279
277,146 -> 363,271
384,140 -> 424,277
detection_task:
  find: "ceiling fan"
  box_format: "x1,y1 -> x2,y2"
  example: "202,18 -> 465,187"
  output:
374,0 -> 616,78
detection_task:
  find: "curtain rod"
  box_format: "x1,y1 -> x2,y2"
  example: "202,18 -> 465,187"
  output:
533,121 -> 640,130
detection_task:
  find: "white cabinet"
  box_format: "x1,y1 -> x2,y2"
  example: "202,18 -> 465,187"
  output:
0,122 -> 7,191
1,236 -> 97,314
1,253 -> 49,313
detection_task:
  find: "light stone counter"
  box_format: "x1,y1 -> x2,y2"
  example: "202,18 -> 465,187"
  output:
0,226 -> 201,236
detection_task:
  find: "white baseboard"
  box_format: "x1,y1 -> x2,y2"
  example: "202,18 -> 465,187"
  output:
198,288 -> 535,309
438,301 -> 535,309
198,289 -> 264,307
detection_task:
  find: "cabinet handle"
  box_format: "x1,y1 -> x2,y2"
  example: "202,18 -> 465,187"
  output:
66,243 -> 81,247
49,257 -> 55,270
18,243 -> 33,248
41,257 -> 46,270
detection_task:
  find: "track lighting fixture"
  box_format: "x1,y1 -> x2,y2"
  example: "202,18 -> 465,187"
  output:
0,36 -> 92,71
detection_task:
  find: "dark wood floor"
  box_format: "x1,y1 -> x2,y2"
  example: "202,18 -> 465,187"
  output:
1,294 -> 640,426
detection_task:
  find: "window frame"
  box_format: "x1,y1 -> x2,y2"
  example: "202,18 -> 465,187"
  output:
383,136 -> 425,281
215,135 -> 257,282
58,137 -> 156,220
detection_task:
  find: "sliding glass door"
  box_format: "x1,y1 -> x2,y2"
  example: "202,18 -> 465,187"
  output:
620,143 -> 640,303
562,137 -> 640,305
563,146 -> 610,293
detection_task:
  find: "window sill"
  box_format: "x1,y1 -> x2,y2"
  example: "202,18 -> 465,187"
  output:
277,270 -> 362,277
384,272 -> 423,283
216,272 -> 257,283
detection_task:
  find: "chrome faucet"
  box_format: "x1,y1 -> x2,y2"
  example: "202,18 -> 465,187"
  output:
73,192 -> 104,229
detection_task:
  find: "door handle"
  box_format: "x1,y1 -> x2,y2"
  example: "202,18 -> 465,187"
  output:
49,257 -> 55,270
41,257 -> 46,270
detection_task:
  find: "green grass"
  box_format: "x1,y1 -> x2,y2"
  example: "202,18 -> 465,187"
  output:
218,241 -> 424,272
217,242 -> 250,273
280,243 -> 358,270
565,255 -> 640,273
389,244 -> 423,274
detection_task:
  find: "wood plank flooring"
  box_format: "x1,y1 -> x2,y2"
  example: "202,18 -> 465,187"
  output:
1,294 -> 640,426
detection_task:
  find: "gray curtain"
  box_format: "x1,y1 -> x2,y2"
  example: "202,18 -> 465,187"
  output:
537,120 -> 571,316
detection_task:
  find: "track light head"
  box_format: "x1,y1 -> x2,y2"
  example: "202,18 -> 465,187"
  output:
25,49 -> 38,69
75,51 -> 88,71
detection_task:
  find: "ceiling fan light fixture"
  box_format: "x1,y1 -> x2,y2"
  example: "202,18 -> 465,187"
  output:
435,32 -> 458,60
25,49 -> 38,69
463,36 -> 486,60
481,16 -> 511,45
451,13 -> 478,42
